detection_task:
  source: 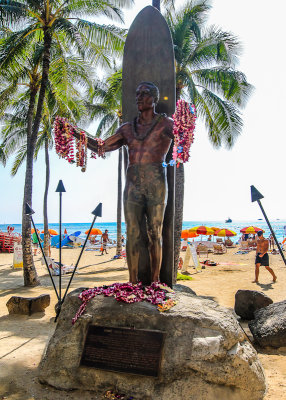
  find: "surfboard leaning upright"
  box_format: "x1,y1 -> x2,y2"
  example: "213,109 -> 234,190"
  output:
122,5 -> 176,287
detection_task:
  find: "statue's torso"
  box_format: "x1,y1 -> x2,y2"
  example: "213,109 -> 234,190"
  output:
122,117 -> 173,165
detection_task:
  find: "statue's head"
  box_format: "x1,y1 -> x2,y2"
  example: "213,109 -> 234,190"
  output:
136,82 -> 159,106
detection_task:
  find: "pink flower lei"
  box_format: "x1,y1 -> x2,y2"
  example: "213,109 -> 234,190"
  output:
72,281 -> 176,324
163,100 -> 196,168
54,116 -> 105,172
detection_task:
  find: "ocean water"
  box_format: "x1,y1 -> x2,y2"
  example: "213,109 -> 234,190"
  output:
1,220 -> 286,242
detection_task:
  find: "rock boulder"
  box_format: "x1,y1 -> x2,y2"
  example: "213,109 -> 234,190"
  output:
234,289 -> 273,320
249,300 -> 286,348
6,294 -> 50,315
39,285 -> 266,400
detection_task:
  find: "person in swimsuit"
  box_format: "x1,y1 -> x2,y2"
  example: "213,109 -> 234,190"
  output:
76,82 -> 173,283
253,230 -> 277,283
101,230 -> 109,255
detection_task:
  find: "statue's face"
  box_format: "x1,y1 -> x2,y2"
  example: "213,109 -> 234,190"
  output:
136,85 -> 155,112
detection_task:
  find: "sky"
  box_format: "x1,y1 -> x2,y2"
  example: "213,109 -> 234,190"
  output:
1,0 -> 286,224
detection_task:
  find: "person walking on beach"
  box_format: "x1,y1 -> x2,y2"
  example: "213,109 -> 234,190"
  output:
101,230 -> 109,255
32,231 -> 39,256
253,230 -> 277,283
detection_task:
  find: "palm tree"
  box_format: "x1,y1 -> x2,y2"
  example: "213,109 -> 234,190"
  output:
1,53 -> 91,258
87,69 -> 124,256
0,0 -> 133,285
164,0 -> 253,273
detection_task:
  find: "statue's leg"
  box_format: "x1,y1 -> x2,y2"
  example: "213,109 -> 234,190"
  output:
124,200 -> 145,284
146,203 -> 166,282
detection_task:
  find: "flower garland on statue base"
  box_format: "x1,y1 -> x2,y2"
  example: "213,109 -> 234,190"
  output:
162,99 -> 196,168
54,116 -> 105,172
72,281 -> 177,325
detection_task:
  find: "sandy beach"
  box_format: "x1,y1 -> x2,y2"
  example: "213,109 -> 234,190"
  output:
1,245 -> 286,399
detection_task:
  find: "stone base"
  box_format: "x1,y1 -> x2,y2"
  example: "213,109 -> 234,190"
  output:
39,285 -> 266,400
6,294 -> 50,315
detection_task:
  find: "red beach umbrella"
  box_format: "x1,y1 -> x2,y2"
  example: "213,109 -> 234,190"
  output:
189,226 -> 214,235
240,226 -> 264,234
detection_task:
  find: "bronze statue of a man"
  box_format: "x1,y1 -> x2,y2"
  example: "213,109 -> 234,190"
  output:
84,82 -> 173,283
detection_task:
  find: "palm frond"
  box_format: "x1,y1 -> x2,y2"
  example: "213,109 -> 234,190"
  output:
0,0 -> 30,26
62,0 -> 132,23
193,67 -> 254,107
11,143 -> 27,176
195,88 -> 243,148
96,113 -> 117,138
190,27 -> 242,68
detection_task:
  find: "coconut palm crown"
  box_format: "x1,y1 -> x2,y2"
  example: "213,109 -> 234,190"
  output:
165,0 -> 253,148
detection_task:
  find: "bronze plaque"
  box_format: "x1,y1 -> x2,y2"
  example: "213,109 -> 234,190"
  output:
80,325 -> 164,377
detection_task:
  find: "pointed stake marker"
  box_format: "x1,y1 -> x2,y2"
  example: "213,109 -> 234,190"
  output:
251,185 -> 264,202
25,203 -> 59,300
25,203 -> 35,215
56,179 -> 66,193
55,180 -> 65,306
250,186 -> 286,266
54,203 -> 103,322
92,202 -> 102,217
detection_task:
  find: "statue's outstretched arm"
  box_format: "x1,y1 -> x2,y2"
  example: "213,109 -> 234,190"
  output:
76,129 -> 125,153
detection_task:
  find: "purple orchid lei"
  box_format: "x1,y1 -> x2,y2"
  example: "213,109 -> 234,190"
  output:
72,281 -> 176,325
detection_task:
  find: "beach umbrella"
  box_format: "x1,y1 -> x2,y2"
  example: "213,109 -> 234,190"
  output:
41,229 -> 58,235
214,229 -> 237,237
210,227 -> 220,233
240,226 -> 264,234
85,228 -> 102,235
189,226 -> 214,236
31,228 -> 40,234
181,230 -> 199,239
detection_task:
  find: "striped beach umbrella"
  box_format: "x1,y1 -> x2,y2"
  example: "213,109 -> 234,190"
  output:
181,230 -> 199,239
214,229 -> 237,237
240,226 -> 264,234
189,226 -> 214,235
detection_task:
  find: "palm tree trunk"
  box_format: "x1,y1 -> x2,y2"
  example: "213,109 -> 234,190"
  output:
152,0 -> 160,11
22,28 -> 52,286
116,148 -> 122,256
22,89 -> 39,286
31,28 -> 52,138
43,135 -> 50,256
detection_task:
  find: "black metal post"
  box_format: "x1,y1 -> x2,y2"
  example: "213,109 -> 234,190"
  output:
25,204 -> 59,300
251,185 -> 286,266
257,199 -> 286,266
54,203 -> 102,322
55,180 -> 66,304
152,0 -> 160,11
59,191 -> 62,300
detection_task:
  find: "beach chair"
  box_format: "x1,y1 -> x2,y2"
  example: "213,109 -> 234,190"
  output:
42,257 -> 75,276
213,244 -> 226,254
239,241 -> 250,251
248,240 -> 257,250
196,244 -> 210,258
216,238 -> 223,243
225,239 -> 236,248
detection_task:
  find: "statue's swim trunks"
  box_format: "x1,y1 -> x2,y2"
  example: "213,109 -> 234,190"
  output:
124,163 -> 167,206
